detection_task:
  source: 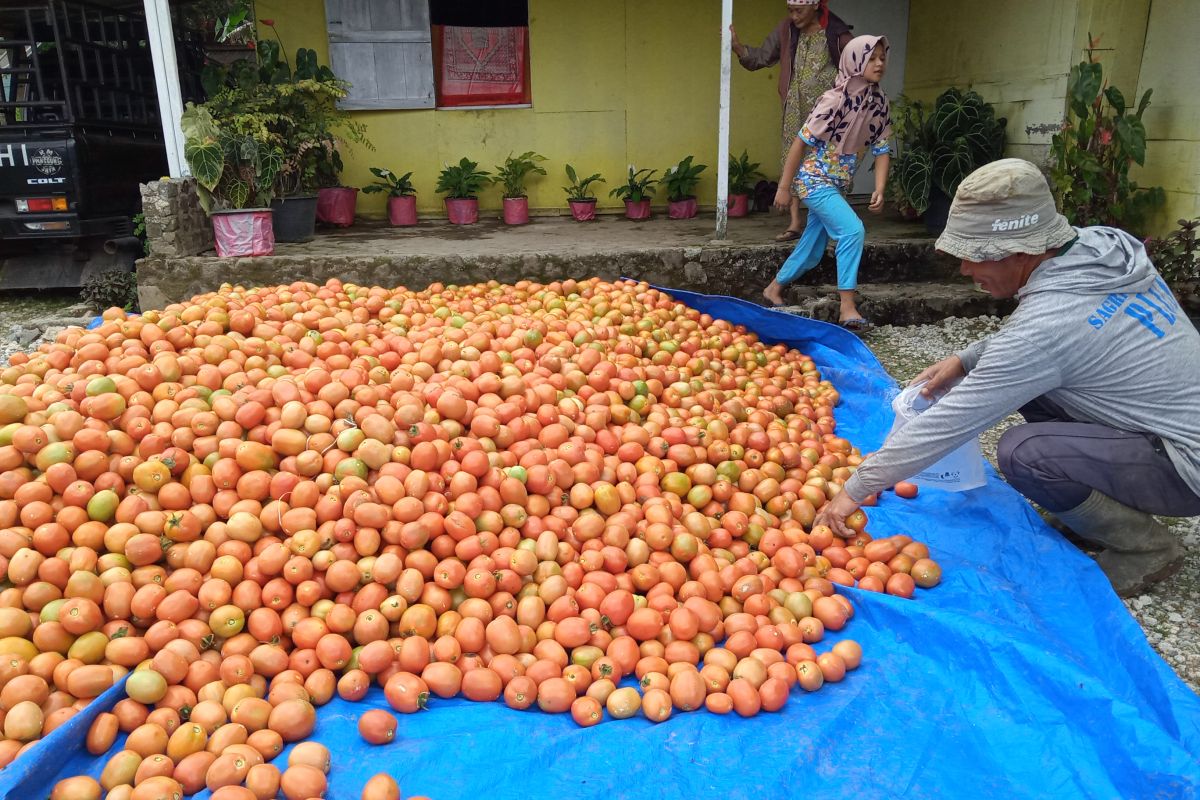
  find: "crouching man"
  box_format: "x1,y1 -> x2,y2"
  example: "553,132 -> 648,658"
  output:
815,158 -> 1200,597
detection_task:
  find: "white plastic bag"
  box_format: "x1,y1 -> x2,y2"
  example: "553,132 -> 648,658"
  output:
886,379 -> 986,492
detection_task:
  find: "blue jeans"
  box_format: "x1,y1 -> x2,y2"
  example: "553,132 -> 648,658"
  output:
775,185 -> 865,291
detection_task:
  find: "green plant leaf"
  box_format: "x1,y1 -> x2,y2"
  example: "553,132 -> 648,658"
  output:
184,139 -> 224,190
225,175 -> 250,209
897,149 -> 932,215
932,88 -> 982,140
1069,61 -> 1103,118
1116,116 -> 1147,164
931,137 -> 975,197
1135,88 -> 1153,119
1104,86 -> 1126,116
295,48 -> 319,81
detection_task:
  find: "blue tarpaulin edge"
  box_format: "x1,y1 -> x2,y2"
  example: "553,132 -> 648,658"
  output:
3,287 -> 1198,800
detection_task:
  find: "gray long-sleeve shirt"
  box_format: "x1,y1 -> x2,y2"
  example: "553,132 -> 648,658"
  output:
843,226 -> 1200,503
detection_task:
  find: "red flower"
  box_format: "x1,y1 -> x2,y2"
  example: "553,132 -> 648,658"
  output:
1098,128 -> 1113,146
260,18 -> 275,26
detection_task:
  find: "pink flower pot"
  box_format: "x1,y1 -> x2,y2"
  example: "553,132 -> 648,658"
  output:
624,199 -> 651,220
503,197 -> 530,225
388,195 -> 418,226
728,193 -> 750,218
316,187 -> 358,227
668,197 -> 698,219
211,209 -> 274,257
445,197 -> 478,225
569,200 -> 597,221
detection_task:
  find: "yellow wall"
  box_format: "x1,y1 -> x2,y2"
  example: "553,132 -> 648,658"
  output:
1133,3 -> 1200,229
904,0 -> 1192,234
255,0 -> 788,218
904,0 -> 1077,163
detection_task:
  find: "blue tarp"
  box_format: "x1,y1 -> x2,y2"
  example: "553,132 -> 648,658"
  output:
4,289 -> 1199,800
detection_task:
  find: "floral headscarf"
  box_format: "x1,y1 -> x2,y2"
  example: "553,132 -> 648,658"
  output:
802,34 -> 892,155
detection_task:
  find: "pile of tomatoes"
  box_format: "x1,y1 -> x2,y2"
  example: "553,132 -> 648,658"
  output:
0,278 -> 939,800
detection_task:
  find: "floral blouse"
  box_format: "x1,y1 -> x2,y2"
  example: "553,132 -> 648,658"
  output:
793,124 -> 892,199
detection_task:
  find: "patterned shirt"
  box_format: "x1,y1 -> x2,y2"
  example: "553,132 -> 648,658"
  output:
793,124 -> 892,199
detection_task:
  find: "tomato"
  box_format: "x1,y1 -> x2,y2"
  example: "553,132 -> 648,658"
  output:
911,558 -> 943,588
0,278 -> 949,780
758,676 -> 789,712
816,651 -> 847,683
357,709 -> 398,745
535,677 -> 574,714
361,773 -> 401,800
727,678 -> 761,717
605,687 -> 642,720
831,640 -> 863,670
641,688 -> 673,723
570,696 -> 603,727
796,660 -> 824,691
503,676 -> 538,711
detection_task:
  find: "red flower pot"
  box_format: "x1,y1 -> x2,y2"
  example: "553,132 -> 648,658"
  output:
445,197 -> 479,225
503,197 -> 530,225
316,187 -> 358,227
667,197 -> 698,219
569,200 -> 597,221
624,199 -> 651,220
388,195 -> 418,226
728,193 -> 750,218
211,209 -> 274,257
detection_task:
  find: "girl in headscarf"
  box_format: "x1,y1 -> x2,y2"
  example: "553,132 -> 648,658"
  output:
761,35 -> 892,333
732,0 -> 853,241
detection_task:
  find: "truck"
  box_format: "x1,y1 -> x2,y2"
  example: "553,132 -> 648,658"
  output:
0,0 -> 199,289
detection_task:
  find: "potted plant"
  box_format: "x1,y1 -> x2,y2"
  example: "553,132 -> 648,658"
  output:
610,167 -> 658,220
890,88 -> 1008,234
663,156 -> 707,219
562,165 -> 605,222
491,151 -> 547,225
278,50 -> 367,239
436,157 -> 491,225
363,167 -> 418,226
728,150 -> 765,218
182,102 -> 282,257
203,30 -> 371,238
312,149 -> 359,227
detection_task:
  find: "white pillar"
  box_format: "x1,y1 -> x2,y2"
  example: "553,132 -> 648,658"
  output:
143,0 -> 189,177
715,0 -> 734,240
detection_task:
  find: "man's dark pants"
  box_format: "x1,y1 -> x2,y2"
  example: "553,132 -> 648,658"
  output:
996,397 -> 1200,515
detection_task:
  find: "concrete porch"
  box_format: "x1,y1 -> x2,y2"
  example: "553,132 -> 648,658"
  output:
136,208 -> 1015,325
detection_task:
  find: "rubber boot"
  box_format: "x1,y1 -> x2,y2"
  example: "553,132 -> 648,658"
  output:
1052,490 -> 1184,598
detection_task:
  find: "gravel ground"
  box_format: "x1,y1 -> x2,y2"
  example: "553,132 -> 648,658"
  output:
864,317 -> 1200,695
0,294 -> 1194,693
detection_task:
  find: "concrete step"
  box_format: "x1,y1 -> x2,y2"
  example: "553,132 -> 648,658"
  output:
776,281 -> 1016,327
136,214 -> 961,310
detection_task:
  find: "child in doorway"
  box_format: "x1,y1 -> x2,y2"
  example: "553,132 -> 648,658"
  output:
762,34 -> 893,333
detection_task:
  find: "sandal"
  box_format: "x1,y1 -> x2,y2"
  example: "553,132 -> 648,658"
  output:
774,229 -> 801,242
840,317 -> 874,334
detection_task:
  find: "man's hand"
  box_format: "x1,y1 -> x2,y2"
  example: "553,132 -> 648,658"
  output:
868,190 -> 885,213
729,25 -> 745,57
814,490 -> 860,539
909,354 -> 965,398
773,186 -> 792,212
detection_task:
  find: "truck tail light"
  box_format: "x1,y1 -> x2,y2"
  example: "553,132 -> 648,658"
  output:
15,197 -> 68,213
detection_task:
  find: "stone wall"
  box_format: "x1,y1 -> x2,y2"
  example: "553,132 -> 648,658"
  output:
139,178 -> 213,258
